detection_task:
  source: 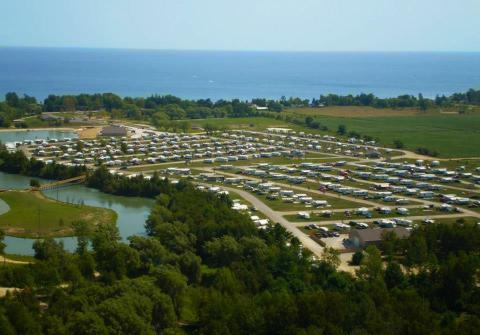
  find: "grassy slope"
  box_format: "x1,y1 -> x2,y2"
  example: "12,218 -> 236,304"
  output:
0,191 -> 117,238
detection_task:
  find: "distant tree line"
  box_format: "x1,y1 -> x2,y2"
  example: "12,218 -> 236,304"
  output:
313,89 -> 480,109
0,93 -> 41,127
38,89 -> 480,114
1,88 -> 479,128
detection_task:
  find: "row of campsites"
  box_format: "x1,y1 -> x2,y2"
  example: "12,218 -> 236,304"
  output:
161,159 -> 480,212
353,160 -> 480,183
21,127 -> 394,167
24,133 -> 306,166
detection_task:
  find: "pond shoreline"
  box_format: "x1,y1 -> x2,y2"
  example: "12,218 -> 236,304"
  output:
0,129 -> 153,255
0,190 -> 117,239
0,127 -> 77,133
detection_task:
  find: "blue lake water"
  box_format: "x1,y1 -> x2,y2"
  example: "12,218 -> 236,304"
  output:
0,47 -> 479,100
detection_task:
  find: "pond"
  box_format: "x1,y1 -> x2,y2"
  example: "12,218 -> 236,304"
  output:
0,171 -> 154,255
0,129 -> 154,255
0,129 -> 78,144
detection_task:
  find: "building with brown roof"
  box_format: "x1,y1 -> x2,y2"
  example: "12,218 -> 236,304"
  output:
100,125 -> 127,137
349,227 -> 411,248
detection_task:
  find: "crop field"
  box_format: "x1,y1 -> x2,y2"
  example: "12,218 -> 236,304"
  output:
178,111 -> 480,158
286,108 -> 480,158
0,191 -> 117,238
288,105 -> 480,118
288,106 -> 423,117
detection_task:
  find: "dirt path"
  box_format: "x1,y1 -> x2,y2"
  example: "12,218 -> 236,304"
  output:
78,126 -> 102,139
0,256 -> 31,265
0,287 -> 20,297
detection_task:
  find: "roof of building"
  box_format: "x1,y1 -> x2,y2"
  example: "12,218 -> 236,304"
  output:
40,114 -> 63,121
350,227 -> 411,243
100,125 -> 127,136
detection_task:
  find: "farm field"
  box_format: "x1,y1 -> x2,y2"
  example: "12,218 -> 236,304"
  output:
288,106 -> 424,117
0,191 -> 117,238
175,111 -> 480,158
288,105 -> 480,118
286,108 -> 480,158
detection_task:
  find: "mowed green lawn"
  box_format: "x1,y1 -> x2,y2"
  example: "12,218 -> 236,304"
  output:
0,191 -> 117,238
289,111 -> 480,158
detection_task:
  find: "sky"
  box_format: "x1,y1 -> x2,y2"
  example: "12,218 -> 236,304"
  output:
0,0 -> 479,52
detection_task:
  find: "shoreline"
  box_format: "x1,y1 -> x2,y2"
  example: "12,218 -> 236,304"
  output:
0,126 -> 105,139
0,189 -> 118,239
0,127 -> 78,133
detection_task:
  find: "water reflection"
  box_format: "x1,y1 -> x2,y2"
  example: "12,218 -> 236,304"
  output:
0,172 -> 153,255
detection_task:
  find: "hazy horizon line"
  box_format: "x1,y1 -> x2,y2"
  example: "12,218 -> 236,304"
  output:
2,45 -> 480,54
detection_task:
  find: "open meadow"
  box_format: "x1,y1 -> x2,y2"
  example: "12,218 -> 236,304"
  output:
286,107 -> 480,158
0,191 -> 117,238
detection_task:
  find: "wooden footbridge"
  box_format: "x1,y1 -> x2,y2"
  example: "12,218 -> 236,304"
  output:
37,175 -> 87,191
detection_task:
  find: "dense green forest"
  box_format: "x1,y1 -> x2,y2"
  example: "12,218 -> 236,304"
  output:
0,93 -> 41,127
0,178 -> 479,334
1,89 -> 479,128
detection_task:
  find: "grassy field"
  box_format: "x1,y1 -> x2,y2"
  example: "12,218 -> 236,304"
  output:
289,106 -> 424,117
0,191 -> 117,238
286,107 -> 480,158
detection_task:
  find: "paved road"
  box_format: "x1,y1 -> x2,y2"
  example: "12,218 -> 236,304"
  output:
217,185 -> 325,257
